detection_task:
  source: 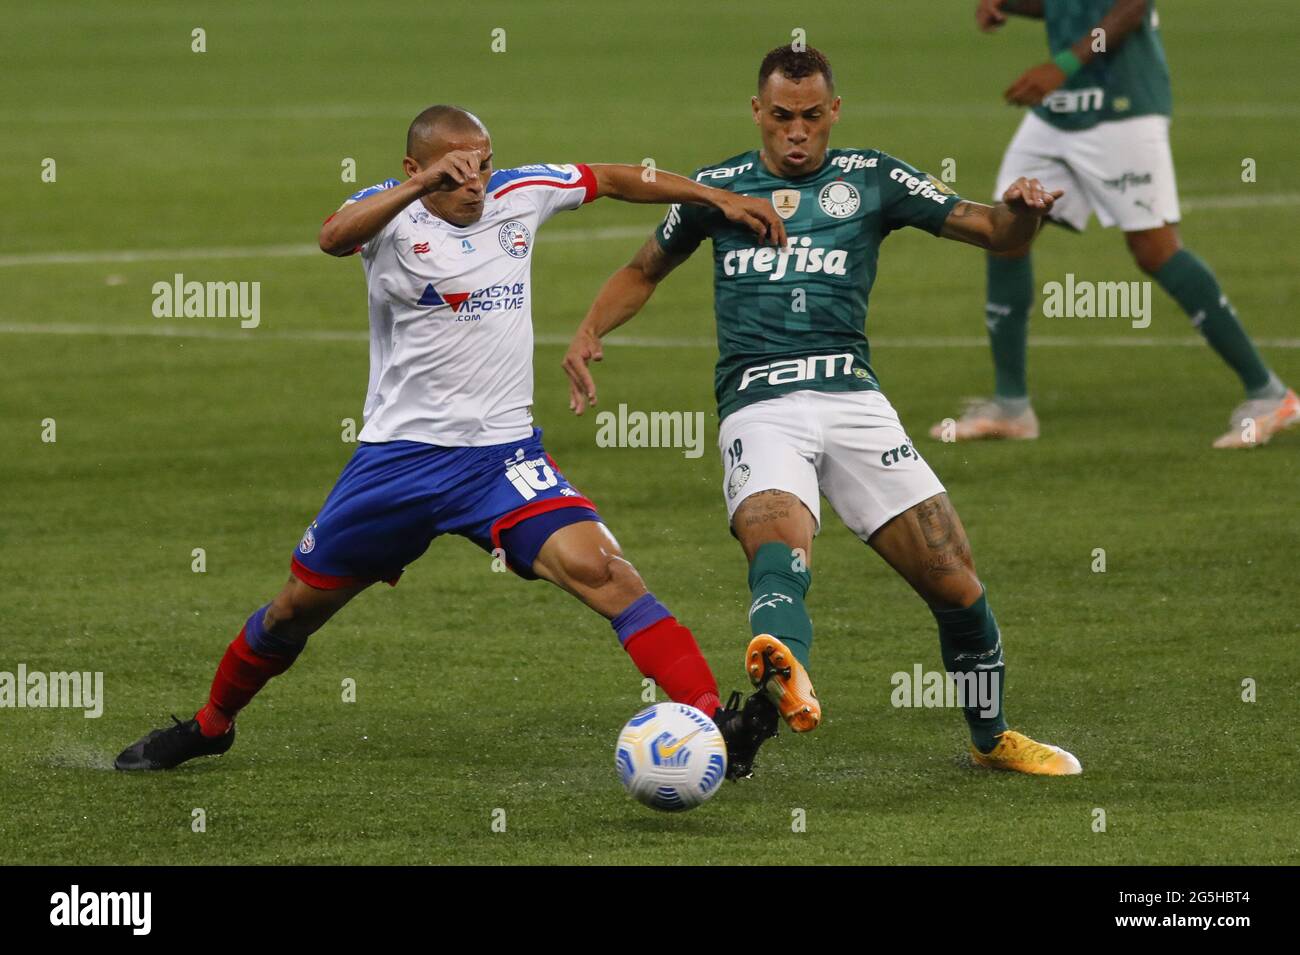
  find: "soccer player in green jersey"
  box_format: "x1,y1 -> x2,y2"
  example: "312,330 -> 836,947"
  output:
930,0 -> 1298,447
563,46 -> 1081,776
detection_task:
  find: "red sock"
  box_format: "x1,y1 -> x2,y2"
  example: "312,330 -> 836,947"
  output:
195,628 -> 296,737
623,617 -> 721,716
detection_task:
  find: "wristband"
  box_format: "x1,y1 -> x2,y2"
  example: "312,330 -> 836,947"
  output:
1052,49 -> 1083,77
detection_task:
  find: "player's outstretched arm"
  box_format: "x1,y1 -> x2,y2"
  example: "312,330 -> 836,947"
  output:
585,164 -> 786,247
1004,0 -> 1148,105
562,236 -> 691,415
317,149 -> 486,255
939,177 -> 1063,252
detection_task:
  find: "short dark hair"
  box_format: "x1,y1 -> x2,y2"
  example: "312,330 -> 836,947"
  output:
406,105 -> 487,160
757,45 -> 834,93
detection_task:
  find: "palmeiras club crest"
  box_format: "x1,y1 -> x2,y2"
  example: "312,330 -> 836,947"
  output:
498,220 -> 532,258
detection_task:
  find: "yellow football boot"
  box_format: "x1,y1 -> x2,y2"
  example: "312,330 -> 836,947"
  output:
970,729 -> 1082,776
745,634 -> 821,733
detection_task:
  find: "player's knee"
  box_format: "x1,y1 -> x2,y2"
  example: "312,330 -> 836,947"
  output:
1126,230 -> 1179,274
733,490 -> 815,560
264,587 -> 325,642
918,532 -> 981,610
561,547 -> 642,596
923,568 -> 983,611
262,597 -> 300,639
1131,248 -> 1169,275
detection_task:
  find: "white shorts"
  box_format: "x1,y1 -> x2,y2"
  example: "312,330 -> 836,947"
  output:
994,112 -> 1181,232
718,390 -> 946,542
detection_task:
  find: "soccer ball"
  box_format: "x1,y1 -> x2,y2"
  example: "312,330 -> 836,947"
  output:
615,702 -> 728,812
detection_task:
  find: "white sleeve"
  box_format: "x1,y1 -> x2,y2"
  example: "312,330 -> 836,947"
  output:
331,178 -> 402,257
487,164 -> 597,225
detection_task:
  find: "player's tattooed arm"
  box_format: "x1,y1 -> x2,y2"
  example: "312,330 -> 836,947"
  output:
1004,0 -> 1147,105
939,177 -> 1062,251
318,148 -> 487,255
587,164 -> 786,247
563,237 -> 693,415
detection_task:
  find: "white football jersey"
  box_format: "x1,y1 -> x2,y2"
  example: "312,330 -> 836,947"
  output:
340,163 -> 596,446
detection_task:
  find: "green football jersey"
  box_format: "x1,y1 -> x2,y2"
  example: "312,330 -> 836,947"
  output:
1034,0 -> 1172,131
655,148 -> 961,422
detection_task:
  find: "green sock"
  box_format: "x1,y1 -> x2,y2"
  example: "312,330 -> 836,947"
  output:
985,253 -> 1034,401
1153,249 -> 1279,398
932,592 -> 1008,753
747,542 -> 813,669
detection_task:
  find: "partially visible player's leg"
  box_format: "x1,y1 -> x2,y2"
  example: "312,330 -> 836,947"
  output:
113,574 -> 372,771
513,497 -> 777,779
731,490 -> 821,732
868,494 -> 1080,775
1070,115 -> 1296,446
930,113 -> 1081,442
1125,225 -> 1298,447
720,396 -> 822,731
529,520 -> 721,717
193,574 -> 371,738
866,494 -> 1004,749
817,390 -> 1079,774
115,441 -> 437,771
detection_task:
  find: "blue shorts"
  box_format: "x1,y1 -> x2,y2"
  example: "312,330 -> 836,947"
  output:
290,428 -> 601,587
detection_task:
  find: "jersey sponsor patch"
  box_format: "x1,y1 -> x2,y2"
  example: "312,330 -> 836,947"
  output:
736,352 -> 859,392
417,282 -> 526,317
696,162 -> 754,181
818,180 -> 860,218
888,167 -> 952,205
722,236 -> 848,281
660,203 -> 685,241
829,153 -> 879,172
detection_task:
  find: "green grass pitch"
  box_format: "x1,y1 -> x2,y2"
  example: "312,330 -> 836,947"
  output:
1,0 -> 1296,865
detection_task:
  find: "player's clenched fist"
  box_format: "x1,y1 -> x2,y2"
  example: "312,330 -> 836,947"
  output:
713,192 -> 788,247
411,149 -> 486,193
1001,177 -> 1063,215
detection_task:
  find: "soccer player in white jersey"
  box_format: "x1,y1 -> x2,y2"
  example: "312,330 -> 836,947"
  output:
115,105 -> 789,776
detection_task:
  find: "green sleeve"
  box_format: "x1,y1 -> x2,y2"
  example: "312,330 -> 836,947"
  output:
654,198 -> 711,256
876,154 -> 964,236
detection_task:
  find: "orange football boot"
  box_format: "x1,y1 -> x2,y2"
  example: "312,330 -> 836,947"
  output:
745,634 -> 821,732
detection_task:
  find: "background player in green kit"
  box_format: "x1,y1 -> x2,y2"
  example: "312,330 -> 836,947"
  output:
931,0 -> 1299,447
563,45 -> 1082,776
